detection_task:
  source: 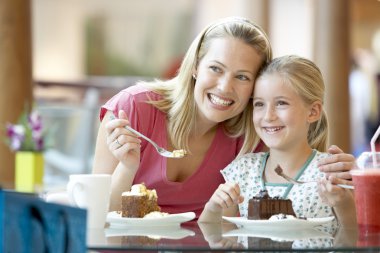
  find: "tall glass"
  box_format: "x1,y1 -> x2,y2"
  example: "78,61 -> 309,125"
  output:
352,152 -> 380,235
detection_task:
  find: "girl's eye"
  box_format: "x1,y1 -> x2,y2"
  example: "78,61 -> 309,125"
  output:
236,74 -> 251,81
276,100 -> 289,106
253,101 -> 263,108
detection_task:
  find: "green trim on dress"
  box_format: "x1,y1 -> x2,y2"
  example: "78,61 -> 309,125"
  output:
259,149 -> 318,199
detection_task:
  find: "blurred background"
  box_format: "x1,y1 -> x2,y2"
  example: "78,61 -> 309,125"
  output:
1,0 -> 379,189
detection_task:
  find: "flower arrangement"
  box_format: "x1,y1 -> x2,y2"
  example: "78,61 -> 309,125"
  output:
5,109 -> 48,152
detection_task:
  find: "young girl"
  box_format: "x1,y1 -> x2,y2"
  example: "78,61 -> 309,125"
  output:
199,55 -> 356,227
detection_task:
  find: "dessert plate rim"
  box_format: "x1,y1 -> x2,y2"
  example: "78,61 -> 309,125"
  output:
107,211 -> 196,228
222,216 -> 335,230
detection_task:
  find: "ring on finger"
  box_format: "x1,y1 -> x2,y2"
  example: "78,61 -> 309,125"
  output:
115,138 -> 122,147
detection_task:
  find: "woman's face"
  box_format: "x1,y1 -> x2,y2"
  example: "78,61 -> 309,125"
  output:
194,37 -> 263,127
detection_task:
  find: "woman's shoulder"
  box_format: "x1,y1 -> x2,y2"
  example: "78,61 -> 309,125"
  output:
100,83 -> 162,121
118,83 -> 162,102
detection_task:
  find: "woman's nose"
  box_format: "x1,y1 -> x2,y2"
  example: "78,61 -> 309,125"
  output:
217,75 -> 233,92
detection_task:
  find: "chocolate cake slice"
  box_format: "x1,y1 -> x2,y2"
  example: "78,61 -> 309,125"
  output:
248,190 -> 295,220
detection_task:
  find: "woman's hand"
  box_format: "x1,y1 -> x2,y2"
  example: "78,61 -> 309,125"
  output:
105,110 -> 141,172
318,145 -> 356,186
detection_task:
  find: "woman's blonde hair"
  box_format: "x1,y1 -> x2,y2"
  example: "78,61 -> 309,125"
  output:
141,17 -> 272,155
258,55 -> 328,151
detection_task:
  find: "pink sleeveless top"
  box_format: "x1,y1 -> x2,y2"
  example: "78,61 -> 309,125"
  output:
100,84 -> 262,217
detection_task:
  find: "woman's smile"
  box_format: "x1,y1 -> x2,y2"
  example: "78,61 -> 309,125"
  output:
208,93 -> 234,107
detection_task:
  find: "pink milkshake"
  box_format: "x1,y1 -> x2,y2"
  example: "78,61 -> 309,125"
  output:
352,169 -> 380,234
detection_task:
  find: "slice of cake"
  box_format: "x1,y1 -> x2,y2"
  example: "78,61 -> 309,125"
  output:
248,190 -> 296,220
121,183 -> 160,218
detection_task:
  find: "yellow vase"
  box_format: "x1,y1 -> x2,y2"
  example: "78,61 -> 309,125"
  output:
15,152 -> 44,193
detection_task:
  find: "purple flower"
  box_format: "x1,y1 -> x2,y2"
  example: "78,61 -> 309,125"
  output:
28,111 -> 43,132
4,109 -> 48,152
6,124 -> 25,151
33,137 -> 44,151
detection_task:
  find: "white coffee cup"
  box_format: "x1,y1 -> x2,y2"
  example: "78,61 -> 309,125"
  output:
67,174 -> 111,228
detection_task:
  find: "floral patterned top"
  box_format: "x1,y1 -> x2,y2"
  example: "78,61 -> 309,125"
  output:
221,150 -> 338,230
222,150 -> 338,248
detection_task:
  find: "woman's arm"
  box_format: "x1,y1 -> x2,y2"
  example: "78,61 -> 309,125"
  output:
92,111 -> 119,174
92,110 -> 141,211
318,145 -> 356,185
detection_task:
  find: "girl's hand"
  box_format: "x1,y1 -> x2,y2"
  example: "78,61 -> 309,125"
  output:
317,176 -> 354,207
318,145 -> 356,186
205,182 -> 244,213
105,110 -> 141,171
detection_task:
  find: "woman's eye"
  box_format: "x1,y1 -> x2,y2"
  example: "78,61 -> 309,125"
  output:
236,75 -> 250,81
253,102 -> 263,107
210,65 -> 221,73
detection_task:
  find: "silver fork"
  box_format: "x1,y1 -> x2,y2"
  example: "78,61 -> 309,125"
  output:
274,166 -> 354,189
109,115 -> 186,158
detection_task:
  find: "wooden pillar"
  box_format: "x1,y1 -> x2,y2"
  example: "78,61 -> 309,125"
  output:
0,0 -> 33,188
193,0 -> 269,36
313,0 -> 351,152
236,0 -> 269,33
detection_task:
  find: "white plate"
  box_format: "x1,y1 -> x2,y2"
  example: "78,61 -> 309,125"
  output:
107,211 -> 196,228
105,226 -> 195,240
223,227 -> 333,241
222,216 -> 334,230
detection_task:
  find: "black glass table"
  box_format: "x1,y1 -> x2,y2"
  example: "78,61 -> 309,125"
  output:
87,221 -> 380,252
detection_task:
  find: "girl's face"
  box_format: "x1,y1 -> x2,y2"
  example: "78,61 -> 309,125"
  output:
253,74 -> 318,151
194,37 -> 263,128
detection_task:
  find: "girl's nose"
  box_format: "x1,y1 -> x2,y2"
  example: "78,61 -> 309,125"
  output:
264,106 -> 277,122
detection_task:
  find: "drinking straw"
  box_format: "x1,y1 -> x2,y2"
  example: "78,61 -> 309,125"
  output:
370,124 -> 380,167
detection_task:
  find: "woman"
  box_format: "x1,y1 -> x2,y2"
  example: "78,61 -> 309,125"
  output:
92,17 -> 354,217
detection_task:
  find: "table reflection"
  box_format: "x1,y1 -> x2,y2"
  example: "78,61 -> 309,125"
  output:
87,220 -> 380,252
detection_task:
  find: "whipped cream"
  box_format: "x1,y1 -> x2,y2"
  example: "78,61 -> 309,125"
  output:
268,214 -> 297,220
143,211 -> 169,218
122,183 -> 157,199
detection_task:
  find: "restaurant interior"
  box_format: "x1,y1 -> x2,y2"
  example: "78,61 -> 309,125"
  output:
1,0 -> 380,252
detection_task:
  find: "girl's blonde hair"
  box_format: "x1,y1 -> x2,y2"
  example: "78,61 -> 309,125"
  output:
141,17 -> 272,155
258,55 -> 328,151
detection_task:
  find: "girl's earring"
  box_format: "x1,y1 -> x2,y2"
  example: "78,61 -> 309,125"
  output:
192,74 -> 197,80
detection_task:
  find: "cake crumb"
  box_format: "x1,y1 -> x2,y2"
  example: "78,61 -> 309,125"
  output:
172,149 -> 187,158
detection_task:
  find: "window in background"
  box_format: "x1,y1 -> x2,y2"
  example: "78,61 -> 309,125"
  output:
33,0 -> 195,82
